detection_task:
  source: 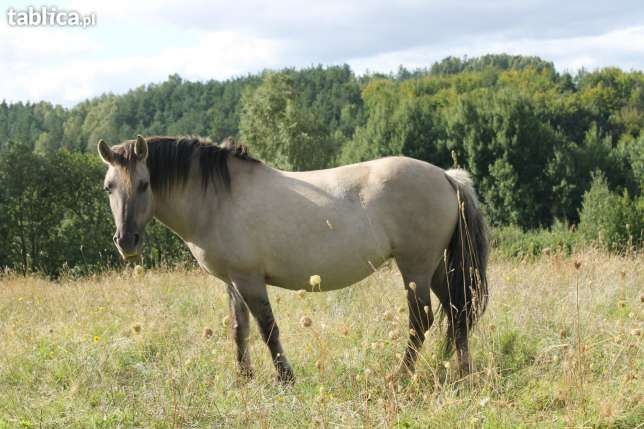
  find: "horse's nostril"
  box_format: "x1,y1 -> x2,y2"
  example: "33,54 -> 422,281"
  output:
133,233 -> 140,246
113,235 -> 118,245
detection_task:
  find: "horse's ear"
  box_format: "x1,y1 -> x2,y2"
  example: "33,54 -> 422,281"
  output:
97,139 -> 114,165
135,135 -> 148,161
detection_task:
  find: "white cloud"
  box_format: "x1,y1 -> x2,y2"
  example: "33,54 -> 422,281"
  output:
1,0 -> 643,106
347,26 -> 644,75
0,27 -> 281,104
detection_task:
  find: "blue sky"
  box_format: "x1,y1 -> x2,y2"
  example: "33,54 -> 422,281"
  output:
1,0 -> 644,107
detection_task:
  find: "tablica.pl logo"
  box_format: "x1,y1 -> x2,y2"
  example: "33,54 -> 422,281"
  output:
7,6 -> 96,28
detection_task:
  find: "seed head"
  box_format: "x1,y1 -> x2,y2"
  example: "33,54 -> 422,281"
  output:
309,275 -> 321,288
221,315 -> 231,328
423,305 -> 430,314
133,265 -> 145,278
300,316 -> 312,328
408,282 -> 417,292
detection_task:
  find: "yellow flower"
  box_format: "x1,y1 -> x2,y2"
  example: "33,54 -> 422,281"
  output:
93,335 -> 100,343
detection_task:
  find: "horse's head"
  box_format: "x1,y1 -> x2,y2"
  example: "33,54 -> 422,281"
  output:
98,135 -> 153,260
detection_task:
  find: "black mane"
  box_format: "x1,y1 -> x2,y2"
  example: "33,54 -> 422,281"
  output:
112,136 -> 259,193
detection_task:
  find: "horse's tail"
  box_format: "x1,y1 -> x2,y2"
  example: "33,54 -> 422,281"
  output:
435,168 -> 489,357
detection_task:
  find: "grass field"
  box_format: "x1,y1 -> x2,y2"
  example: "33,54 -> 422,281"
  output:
0,250 -> 642,428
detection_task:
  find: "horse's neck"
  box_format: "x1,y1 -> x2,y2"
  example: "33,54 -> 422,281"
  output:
152,181 -> 216,243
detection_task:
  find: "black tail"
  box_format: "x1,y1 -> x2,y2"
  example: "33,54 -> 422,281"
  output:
435,169 -> 489,357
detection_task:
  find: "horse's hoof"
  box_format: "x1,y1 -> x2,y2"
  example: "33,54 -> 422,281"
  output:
238,366 -> 254,380
276,368 -> 295,386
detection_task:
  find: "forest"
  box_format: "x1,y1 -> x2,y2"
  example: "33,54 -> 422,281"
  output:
1,54 -> 642,275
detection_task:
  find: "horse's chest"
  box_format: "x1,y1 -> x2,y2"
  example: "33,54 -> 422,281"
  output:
186,242 -> 229,281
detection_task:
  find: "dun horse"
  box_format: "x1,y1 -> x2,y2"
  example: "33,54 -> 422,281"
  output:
98,135 -> 489,384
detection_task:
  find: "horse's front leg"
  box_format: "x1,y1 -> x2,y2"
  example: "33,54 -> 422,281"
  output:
229,272 -> 295,385
226,283 -> 253,378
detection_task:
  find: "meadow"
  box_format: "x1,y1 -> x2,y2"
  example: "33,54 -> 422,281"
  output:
0,249 -> 642,428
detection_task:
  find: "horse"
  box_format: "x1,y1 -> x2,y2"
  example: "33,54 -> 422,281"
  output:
97,135 -> 489,384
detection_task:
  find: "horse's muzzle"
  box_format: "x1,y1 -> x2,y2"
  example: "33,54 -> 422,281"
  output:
113,231 -> 142,259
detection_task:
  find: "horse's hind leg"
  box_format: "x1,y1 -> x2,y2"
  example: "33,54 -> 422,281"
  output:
396,261 -> 434,373
226,283 -> 253,378
230,272 -> 295,385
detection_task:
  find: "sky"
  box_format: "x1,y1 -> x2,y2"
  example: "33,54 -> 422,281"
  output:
1,0 -> 644,107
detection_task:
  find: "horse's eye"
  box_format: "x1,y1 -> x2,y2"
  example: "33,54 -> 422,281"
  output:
138,181 -> 149,193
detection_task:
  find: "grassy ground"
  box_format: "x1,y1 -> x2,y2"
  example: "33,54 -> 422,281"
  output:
0,250 -> 642,428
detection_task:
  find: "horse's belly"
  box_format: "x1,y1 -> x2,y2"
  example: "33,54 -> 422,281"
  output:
263,226 -> 391,291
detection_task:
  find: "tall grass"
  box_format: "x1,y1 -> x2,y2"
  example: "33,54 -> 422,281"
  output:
0,251 -> 642,428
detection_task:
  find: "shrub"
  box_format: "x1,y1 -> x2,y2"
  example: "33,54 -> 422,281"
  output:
578,172 -> 644,251
491,221 -> 578,259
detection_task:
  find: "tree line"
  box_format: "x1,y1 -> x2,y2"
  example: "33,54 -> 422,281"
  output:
1,54 -> 642,275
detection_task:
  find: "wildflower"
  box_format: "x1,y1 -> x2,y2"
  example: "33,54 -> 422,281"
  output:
133,264 -> 145,278
221,315 -> 231,328
300,316 -> 312,328
93,335 -> 100,343
309,275 -> 321,289
203,327 -> 213,338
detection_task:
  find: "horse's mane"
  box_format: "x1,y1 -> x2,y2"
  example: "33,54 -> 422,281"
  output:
112,136 -> 259,193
